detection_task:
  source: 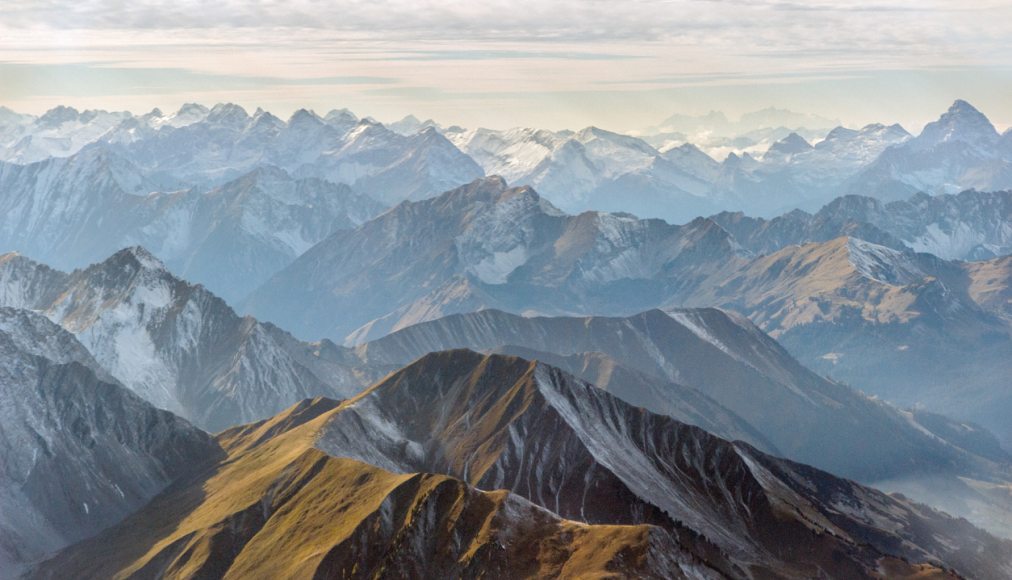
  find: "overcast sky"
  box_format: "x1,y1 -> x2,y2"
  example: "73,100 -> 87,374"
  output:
1,0 -> 1010,131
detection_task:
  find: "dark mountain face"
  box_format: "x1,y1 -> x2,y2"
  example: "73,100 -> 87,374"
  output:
353,308 -> 1012,539
33,351 -> 1009,579
354,309 -> 998,478
487,344 -> 780,454
0,307 -> 221,575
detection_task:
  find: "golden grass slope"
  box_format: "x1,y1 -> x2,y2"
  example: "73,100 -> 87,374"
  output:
31,397 -> 702,579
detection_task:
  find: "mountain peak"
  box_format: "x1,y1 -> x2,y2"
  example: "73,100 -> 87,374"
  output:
948,98 -> 981,115
249,108 -> 283,128
106,246 -> 168,273
37,105 -> 80,128
207,103 -> 250,125
916,99 -> 998,147
455,175 -> 510,198
177,102 -> 209,116
766,132 -> 813,157
323,108 -> 358,127
845,237 -> 925,285
287,108 -> 323,126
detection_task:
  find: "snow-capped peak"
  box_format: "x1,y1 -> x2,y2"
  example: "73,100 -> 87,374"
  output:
764,132 -> 812,160
108,246 -> 169,274
846,237 -> 925,285
37,105 -> 81,128
207,103 -> 250,126
288,108 -> 323,126
916,99 -> 999,148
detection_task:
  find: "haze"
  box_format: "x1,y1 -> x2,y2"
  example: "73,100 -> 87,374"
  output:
2,0 -> 1011,131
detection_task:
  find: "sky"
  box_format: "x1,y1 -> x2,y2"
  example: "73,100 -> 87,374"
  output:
1,0 -> 1011,132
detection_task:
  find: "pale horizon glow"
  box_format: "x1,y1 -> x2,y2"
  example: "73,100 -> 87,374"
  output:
1,1 -> 1011,133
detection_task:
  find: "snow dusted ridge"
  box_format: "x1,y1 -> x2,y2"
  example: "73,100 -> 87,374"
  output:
352,306 -> 1012,512
0,247 -> 388,431
1,99 -> 1006,227
845,238 -> 927,286
711,189 -> 1012,261
0,307 -> 218,574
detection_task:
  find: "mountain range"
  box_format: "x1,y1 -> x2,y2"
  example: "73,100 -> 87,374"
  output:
242,177 -> 1011,449
0,154 -> 385,302
1,100 -> 1010,225
3,244 -> 1010,543
1,97 -> 1011,578
23,349 -> 1012,579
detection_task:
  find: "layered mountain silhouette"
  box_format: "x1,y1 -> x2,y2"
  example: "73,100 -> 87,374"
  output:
244,176 -> 746,341
711,189 -> 1012,261
2,98 -> 1011,578
30,351 -> 1012,579
4,245 -> 1010,542
243,177 -> 1011,448
353,308 -> 1012,534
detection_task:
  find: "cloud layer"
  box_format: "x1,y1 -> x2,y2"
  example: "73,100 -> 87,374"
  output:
1,1 -> 1010,130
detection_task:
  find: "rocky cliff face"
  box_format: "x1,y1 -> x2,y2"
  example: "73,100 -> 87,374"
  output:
0,248 -> 386,431
0,308 -> 221,575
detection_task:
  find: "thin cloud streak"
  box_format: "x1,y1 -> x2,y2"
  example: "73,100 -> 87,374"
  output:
0,1 -> 1009,131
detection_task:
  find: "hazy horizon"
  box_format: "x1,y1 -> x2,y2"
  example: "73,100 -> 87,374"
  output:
2,1 -> 1011,132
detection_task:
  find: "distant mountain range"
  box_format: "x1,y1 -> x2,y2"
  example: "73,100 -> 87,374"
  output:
1,100 -> 1010,225
0,157 -> 385,302
711,189 -> 1012,260
2,164 -> 1004,444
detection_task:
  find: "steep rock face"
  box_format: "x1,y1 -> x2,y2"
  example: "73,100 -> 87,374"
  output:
0,308 -> 220,575
125,165 -> 386,302
245,176 -> 747,342
0,148 -> 165,269
0,248 -> 384,431
31,398 -> 724,580
311,352 -> 1009,578
488,344 -> 779,454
